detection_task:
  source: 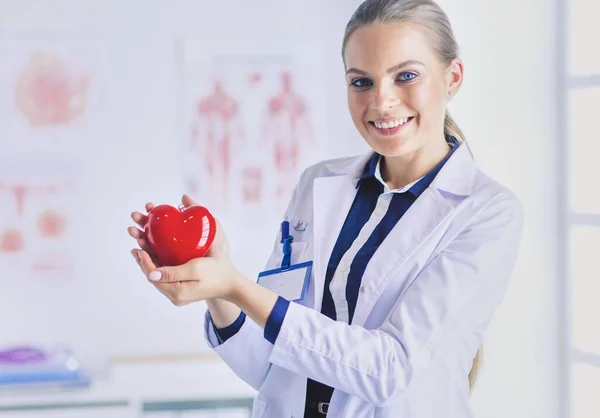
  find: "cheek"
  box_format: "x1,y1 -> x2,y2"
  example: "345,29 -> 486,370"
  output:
347,92 -> 368,123
407,83 -> 447,121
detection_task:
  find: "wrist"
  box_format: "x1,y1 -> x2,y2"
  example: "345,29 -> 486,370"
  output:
225,269 -> 248,304
228,276 -> 279,329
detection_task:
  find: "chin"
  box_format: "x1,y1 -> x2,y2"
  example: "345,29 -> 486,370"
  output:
366,134 -> 416,158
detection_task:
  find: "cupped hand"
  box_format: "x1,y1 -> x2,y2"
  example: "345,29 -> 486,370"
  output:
130,247 -> 241,306
128,194 -> 239,306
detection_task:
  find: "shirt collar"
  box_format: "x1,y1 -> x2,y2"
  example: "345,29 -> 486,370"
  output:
357,135 -> 460,197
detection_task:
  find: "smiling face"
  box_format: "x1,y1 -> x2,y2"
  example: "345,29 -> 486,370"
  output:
344,21 -> 462,158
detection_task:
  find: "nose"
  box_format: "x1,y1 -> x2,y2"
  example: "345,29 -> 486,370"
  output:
373,82 -> 401,111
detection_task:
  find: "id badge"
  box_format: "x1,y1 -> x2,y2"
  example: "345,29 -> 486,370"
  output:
257,261 -> 312,302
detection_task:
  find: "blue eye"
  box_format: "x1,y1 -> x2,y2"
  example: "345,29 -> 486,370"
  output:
397,72 -> 418,82
350,78 -> 373,88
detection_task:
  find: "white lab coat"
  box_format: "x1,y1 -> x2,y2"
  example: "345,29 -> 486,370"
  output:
204,142 -> 524,418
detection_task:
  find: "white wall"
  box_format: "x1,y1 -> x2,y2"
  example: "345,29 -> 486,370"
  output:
0,1 -> 559,417
442,1 -> 560,418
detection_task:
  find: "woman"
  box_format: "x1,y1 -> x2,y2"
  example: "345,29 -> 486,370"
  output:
128,0 -> 523,416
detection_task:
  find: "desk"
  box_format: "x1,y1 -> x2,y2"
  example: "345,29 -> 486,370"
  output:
0,359 -> 256,417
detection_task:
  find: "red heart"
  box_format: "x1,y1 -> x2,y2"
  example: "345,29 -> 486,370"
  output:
144,204 -> 216,266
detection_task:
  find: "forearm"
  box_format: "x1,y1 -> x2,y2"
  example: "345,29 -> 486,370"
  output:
229,272 -> 279,329
206,298 -> 242,328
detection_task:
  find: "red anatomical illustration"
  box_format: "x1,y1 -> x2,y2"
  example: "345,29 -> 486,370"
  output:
14,51 -> 92,127
0,229 -> 24,252
37,209 -> 67,238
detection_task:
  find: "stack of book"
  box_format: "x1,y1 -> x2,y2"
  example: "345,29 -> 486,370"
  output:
0,345 -> 90,391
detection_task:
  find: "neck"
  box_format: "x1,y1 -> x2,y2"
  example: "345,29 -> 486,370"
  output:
380,136 -> 451,190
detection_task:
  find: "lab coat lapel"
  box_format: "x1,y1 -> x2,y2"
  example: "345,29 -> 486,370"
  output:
351,187 -> 454,326
311,174 -> 357,311
351,143 -> 476,327
311,143 -> 475,325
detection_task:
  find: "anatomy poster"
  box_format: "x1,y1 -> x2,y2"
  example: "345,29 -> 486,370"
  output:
0,161 -> 81,280
177,39 -> 327,232
0,34 -> 104,155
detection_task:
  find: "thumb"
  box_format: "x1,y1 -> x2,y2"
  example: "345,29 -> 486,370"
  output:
148,261 -> 197,282
181,194 -> 198,209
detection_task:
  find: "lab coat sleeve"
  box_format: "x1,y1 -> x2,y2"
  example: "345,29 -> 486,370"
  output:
204,310 -> 273,390
267,192 -> 524,407
203,168 -> 310,391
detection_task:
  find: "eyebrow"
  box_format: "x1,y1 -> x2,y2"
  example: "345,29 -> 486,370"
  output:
345,60 -> 425,76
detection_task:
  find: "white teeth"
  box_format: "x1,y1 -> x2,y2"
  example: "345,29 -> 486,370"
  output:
374,117 -> 411,129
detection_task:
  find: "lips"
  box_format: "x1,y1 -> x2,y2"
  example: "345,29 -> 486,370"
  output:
372,116 -> 413,129
369,116 -> 414,135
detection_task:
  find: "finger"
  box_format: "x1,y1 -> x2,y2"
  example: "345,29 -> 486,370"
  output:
128,228 -> 154,254
126,227 -> 150,250
181,194 -> 197,209
127,226 -> 145,240
136,237 -> 155,255
131,211 -> 148,229
145,202 -> 155,213
128,227 -> 163,266
149,259 -> 203,283
137,250 -> 158,277
141,243 -> 163,267
130,249 -> 139,264
151,280 -> 189,307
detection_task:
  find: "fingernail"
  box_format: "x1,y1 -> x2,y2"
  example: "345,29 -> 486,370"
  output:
149,271 -> 162,281
131,250 -> 137,261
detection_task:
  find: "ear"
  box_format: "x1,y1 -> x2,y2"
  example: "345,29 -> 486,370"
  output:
446,58 -> 464,101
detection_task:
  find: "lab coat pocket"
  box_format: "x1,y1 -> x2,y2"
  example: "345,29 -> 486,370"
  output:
289,219 -> 309,241
251,397 -> 268,418
276,241 -> 309,267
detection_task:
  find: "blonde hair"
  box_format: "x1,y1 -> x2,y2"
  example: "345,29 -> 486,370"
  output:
343,0 -> 481,390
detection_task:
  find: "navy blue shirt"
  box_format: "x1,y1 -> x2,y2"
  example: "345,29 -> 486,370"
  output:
214,136 -> 459,414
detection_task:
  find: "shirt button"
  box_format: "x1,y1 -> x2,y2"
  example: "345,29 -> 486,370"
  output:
360,286 -> 365,293
339,264 -> 348,273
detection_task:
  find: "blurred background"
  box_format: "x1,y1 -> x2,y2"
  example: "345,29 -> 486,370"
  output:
0,0 -> 595,416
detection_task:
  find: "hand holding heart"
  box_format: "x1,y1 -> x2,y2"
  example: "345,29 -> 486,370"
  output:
128,194 -> 242,306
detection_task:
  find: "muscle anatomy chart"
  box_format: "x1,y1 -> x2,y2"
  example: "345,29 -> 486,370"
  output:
262,71 -> 314,206
179,40 -> 327,225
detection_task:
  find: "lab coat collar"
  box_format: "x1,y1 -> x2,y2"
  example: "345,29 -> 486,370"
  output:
323,140 -> 476,197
